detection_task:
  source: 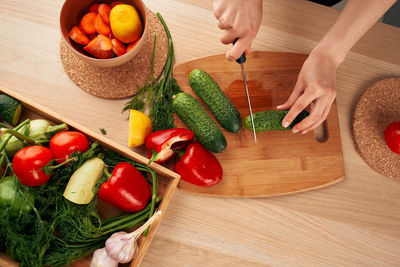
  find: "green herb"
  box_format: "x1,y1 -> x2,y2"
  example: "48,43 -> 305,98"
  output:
99,128 -> 107,135
122,12 -> 182,131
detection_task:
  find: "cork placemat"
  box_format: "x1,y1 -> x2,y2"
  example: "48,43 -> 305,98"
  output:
352,78 -> 400,178
60,9 -> 168,99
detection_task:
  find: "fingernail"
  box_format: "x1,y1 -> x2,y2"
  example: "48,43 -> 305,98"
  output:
302,130 -> 308,134
292,128 -> 299,133
276,105 -> 283,109
283,121 -> 290,128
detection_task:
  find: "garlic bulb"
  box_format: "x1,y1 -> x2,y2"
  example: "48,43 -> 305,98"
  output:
90,248 -> 118,267
105,210 -> 162,263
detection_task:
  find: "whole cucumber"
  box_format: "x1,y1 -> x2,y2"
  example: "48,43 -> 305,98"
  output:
189,69 -> 242,133
244,110 -> 309,133
172,92 -> 227,153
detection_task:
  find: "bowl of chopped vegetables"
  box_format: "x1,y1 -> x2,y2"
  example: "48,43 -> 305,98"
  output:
60,0 -> 149,67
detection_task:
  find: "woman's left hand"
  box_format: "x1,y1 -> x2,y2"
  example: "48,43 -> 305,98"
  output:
277,49 -> 339,134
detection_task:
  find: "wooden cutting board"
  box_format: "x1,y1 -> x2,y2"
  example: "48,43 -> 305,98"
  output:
173,51 -> 344,197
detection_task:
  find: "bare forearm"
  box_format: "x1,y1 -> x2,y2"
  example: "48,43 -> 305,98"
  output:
313,0 -> 396,65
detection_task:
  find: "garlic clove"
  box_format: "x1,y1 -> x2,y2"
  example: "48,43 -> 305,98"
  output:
105,231 -> 138,263
90,247 -> 119,267
105,210 -> 162,263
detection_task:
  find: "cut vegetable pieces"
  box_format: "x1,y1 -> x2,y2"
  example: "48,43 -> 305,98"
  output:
0,94 -> 22,126
69,26 -> 90,45
79,12 -> 97,34
111,38 -> 126,56
95,14 -> 111,36
99,4 -> 112,24
84,34 -> 114,59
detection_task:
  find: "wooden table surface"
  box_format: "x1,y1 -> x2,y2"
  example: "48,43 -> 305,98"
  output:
1,0 -> 400,266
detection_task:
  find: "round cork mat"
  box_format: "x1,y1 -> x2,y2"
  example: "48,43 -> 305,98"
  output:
352,77 -> 400,178
60,9 -> 168,99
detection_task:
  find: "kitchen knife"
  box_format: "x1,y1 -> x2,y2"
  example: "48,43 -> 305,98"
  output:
233,39 -> 257,143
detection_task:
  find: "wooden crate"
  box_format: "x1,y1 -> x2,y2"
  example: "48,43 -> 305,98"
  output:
0,85 -> 180,267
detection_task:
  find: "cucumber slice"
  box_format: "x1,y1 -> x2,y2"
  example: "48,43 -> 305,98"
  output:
0,94 -> 22,126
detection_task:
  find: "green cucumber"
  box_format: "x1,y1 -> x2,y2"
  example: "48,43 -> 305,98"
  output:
244,110 -> 309,133
189,69 -> 242,133
172,92 -> 227,153
0,94 -> 22,126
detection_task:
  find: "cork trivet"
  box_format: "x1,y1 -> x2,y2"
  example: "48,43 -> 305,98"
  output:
60,9 -> 168,99
352,78 -> 400,178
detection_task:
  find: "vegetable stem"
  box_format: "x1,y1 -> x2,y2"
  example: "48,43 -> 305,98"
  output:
2,128 -> 36,144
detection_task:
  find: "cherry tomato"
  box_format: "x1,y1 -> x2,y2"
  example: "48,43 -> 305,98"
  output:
49,131 -> 90,163
13,145 -> 53,187
385,121 -> 400,154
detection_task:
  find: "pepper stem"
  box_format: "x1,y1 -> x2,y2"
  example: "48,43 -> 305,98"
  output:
147,150 -> 159,166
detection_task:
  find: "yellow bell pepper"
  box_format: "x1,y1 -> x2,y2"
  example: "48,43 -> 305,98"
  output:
128,110 -> 152,147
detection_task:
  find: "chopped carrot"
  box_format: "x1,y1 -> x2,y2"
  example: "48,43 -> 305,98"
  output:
84,34 -> 114,59
98,4 -> 111,24
111,38 -> 126,56
110,2 -> 124,8
79,12 -> 97,34
126,38 -> 141,52
69,26 -> 90,45
95,14 -> 111,36
89,3 -> 100,13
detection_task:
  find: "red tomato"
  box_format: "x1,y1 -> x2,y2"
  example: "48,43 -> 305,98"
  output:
385,122 -> 400,154
13,145 -> 53,187
50,131 -> 90,163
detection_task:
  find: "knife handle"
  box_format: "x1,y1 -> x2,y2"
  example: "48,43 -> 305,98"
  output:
233,38 -> 246,64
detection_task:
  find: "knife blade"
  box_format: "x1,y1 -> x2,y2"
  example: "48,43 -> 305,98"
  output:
233,39 -> 257,143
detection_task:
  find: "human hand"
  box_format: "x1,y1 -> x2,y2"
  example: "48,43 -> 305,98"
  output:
277,50 -> 339,134
213,0 -> 263,61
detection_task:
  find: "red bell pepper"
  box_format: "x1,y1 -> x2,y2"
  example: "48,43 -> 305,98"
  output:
145,128 -> 194,163
173,142 -> 223,187
98,162 -> 151,212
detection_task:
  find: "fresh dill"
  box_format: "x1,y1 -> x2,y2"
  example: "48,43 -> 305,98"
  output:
123,12 -> 182,131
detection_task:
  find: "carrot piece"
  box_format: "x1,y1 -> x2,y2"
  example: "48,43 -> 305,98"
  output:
98,4 -> 111,24
95,14 -> 111,36
110,2 -> 124,8
83,34 -> 114,59
89,3 -> 100,13
111,38 -> 126,56
126,38 -> 141,52
79,12 -> 97,34
69,26 -> 90,45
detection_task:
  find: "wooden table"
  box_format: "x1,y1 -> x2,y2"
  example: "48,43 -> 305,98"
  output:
1,0 -> 400,266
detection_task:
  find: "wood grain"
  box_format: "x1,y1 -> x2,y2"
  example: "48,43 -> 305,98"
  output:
174,52 -> 344,197
0,0 -> 400,266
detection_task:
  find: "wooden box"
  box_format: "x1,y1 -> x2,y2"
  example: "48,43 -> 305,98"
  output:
0,85 -> 180,267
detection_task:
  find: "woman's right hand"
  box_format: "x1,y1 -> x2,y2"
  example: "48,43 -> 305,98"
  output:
213,0 -> 263,61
